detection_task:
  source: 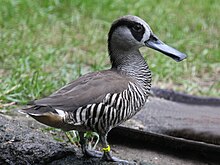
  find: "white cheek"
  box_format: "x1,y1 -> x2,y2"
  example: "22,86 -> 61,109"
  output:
137,18 -> 152,44
141,29 -> 151,44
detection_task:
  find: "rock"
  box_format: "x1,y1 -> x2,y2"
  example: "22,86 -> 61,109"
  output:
0,114 -> 133,165
0,114 -> 76,165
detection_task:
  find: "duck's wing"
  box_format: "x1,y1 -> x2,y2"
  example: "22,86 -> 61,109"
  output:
24,70 -> 130,112
20,70 -> 130,129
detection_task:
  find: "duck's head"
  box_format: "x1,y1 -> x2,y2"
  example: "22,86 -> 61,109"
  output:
108,15 -> 187,63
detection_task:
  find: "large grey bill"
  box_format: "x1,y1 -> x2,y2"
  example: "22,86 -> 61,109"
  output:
145,34 -> 187,62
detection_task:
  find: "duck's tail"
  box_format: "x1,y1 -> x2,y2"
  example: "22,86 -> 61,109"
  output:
20,105 -> 65,129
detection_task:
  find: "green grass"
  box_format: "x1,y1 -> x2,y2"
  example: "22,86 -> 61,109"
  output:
0,0 -> 220,109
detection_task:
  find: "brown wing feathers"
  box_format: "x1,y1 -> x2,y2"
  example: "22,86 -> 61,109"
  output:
22,70 -> 130,114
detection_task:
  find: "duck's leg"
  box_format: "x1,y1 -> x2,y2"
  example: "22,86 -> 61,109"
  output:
100,133 -> 129,163
79,132 -> 102,158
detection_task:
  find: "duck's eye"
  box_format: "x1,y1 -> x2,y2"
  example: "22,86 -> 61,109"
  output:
132,24 -> 143,32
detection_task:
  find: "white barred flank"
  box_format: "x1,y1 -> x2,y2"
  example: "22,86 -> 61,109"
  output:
65,81 -> 150,134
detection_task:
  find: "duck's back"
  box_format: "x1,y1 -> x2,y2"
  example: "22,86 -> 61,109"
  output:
33,70 -> 131,111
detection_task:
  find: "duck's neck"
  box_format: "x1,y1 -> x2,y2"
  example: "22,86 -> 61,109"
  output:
110,49 -> 152,94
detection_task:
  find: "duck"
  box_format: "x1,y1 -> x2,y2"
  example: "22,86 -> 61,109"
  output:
21,15 -> 187,162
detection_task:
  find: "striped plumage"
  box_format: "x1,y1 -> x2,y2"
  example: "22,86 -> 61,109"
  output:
66,81 -> 149,134
21,15 -> 187,162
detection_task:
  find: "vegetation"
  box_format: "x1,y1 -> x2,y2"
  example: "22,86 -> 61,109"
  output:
1,0 -> 219,109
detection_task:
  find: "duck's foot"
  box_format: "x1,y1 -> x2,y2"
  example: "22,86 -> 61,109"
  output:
83,148 -> 130,163
83,148 -> 103,158
101,151 -> 130,164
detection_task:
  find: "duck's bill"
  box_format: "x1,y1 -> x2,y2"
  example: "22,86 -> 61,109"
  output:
145,34 -> 187,62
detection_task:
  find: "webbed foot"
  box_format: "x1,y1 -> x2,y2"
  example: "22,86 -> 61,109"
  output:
83,148 -> 103,158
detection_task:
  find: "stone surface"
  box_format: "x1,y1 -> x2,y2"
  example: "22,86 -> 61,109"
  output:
131,97 -> 220,145
0,115 -> 134,165
0,113 -> 209,165
0,115 -> 76,165
1,90 -> 220,165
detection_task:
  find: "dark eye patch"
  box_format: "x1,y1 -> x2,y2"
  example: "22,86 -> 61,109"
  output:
132,24 -> 144,33
108,19 -> 145,47
129,23 -> 145,42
